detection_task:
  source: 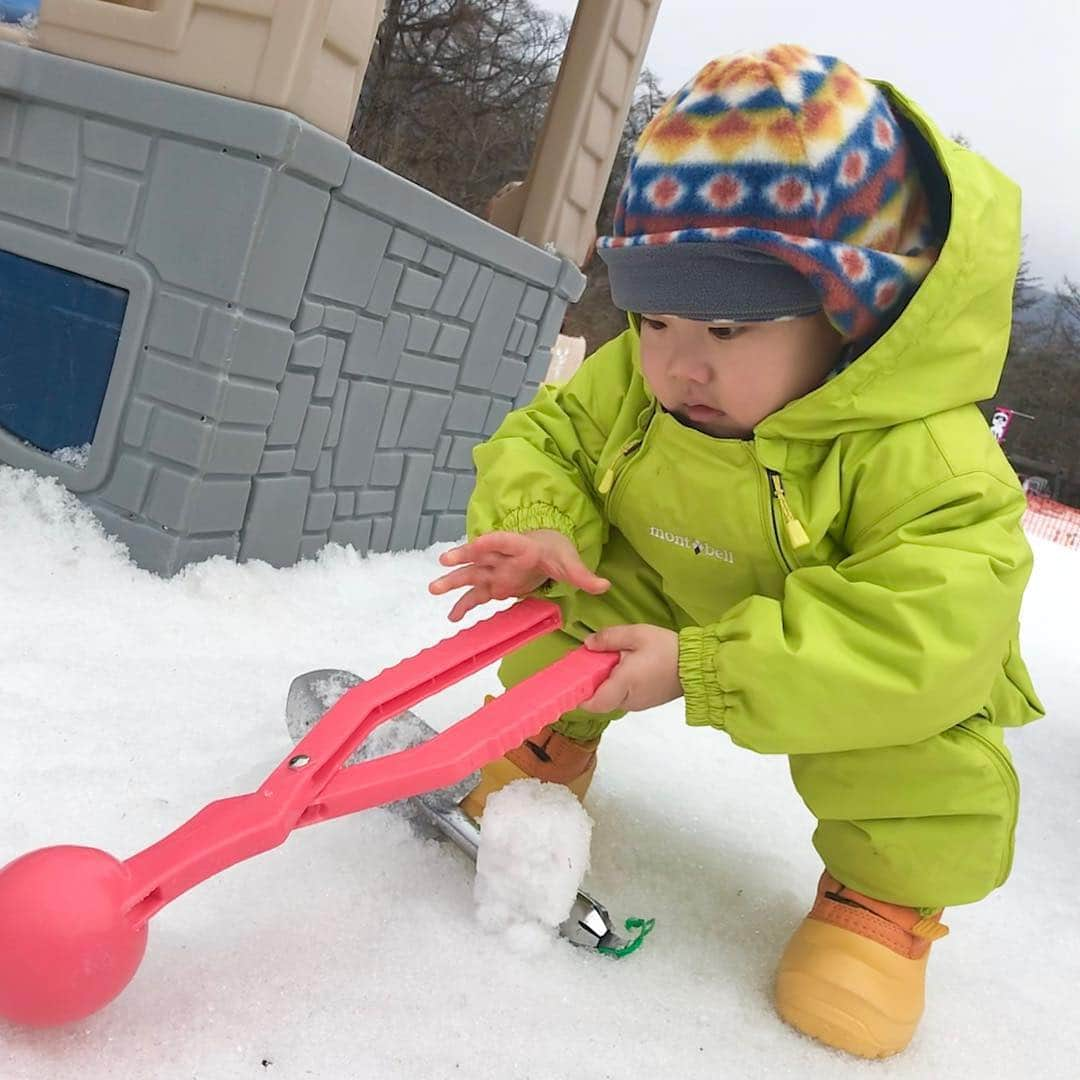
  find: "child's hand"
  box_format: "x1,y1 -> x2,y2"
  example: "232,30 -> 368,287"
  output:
429,529 -> 610,622
580,625 -> 682,713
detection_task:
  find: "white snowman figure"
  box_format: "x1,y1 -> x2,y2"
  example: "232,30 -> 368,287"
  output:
990,408 -> 1012,443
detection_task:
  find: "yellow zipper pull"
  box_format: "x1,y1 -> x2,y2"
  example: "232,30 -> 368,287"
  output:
771,474 -> 810,549
598,437 -> 642,495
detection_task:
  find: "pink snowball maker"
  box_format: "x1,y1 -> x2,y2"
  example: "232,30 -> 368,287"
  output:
0,600 -> 617,1028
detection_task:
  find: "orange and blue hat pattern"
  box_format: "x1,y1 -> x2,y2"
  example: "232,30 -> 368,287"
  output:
598,46 -> 940,341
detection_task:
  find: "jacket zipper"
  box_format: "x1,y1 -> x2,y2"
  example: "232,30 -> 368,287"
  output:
765,468 -> 810,572
598,436 -> 643,498
600,441 -> 808,575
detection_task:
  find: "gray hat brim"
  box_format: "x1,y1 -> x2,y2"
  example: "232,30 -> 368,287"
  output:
597,241 -> 821,322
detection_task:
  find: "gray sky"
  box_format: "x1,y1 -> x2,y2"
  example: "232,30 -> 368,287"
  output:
541,0 -> 1079,289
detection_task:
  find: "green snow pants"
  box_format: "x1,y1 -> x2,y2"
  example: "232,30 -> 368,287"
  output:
498,529 -> 1020,910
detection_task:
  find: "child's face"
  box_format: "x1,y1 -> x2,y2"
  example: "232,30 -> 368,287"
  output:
638,311 -> 844,438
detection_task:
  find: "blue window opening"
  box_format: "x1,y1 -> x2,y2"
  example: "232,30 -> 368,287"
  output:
0,3 -> 40,25
0,248 -> 129,460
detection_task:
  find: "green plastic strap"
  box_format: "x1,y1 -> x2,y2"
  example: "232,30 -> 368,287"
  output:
598,916 -> 655,958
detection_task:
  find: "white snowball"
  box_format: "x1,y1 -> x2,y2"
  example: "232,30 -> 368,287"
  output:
473,779 -> 593,953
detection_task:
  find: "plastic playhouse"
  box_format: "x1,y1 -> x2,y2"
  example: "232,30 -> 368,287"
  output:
0,0 -> 661,573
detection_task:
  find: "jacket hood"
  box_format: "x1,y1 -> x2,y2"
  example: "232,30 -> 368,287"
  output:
627,84 -> 1022,442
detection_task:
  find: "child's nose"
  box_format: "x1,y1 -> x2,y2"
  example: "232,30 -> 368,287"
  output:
670,354 -> 711,384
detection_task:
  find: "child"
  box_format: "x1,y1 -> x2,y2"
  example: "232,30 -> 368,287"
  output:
429,44 -> 1043,1058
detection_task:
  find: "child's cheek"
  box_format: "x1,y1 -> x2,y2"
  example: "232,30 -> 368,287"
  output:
639,347 -> 669,402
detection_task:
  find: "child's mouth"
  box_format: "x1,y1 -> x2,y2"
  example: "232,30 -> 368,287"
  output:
682,403 -> 724,421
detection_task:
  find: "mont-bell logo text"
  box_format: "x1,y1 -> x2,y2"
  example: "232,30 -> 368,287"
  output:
649,525 -> 735,563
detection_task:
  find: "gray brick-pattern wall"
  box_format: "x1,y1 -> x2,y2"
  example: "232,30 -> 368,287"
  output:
244,219 -> 571,569
0,43 -> 584,574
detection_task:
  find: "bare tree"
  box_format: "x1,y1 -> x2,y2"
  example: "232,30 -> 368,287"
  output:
1054,277 -> 1080,349
1013,243 -> 1042,313
1006,239 -> 1045,355
350,0 -> 566,216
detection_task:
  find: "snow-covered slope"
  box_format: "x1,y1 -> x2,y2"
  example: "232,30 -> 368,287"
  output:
1,466 -> 1076,1078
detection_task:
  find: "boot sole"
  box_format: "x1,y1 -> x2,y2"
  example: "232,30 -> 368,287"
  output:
775,918 -> 927,1058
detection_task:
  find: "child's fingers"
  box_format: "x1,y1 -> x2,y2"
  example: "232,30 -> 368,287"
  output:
484,531 -> 530,552
580,572 -> 612,594
580,667 -> 629,714
561,557 -> 611,595
439,540 -> 483,565
440,532 -> 525,567
448,585 -> 490,623
585,625 -> 639,652
439,544 -> 478,566
428,566 -> 483,595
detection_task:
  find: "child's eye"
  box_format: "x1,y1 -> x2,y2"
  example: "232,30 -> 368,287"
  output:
709,325 -> 741,341
641,317 -> 667,331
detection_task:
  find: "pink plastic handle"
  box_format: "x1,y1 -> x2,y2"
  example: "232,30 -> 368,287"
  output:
119,600 -> 615,924
296,643 -> 617,826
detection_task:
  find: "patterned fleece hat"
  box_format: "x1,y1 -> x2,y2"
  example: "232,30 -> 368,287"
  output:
597,45 -> 940,342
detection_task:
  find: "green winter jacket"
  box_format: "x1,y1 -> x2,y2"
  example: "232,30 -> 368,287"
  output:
466,84 -> 1044,762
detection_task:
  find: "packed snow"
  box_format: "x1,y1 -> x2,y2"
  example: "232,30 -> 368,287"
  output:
49,444 -> 91,469
474,780 -> 593,954
0,464 -> 1077,1078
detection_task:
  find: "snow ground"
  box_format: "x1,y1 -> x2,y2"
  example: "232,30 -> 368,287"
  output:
0,465 -> 1077,1079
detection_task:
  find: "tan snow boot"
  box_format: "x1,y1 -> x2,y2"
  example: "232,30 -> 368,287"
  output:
459,719 -> 599,822
774,871 -> 949,1059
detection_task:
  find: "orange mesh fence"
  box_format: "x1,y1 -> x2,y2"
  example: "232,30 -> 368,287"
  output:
1022,494 -> 1080,550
